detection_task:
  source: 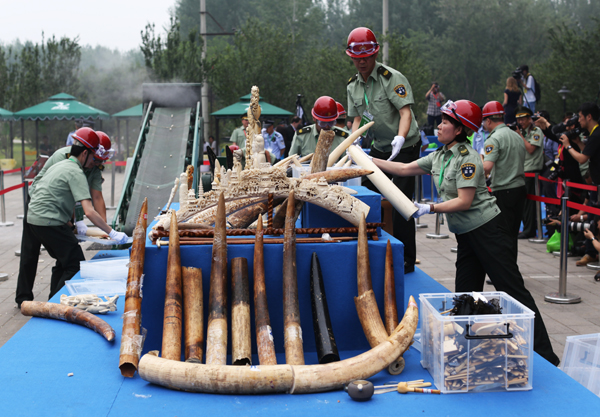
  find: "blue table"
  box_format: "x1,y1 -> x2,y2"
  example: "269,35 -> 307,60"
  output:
0,240 -> 598,416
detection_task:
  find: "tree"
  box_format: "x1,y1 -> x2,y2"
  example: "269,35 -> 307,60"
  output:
140,17 -> 204,82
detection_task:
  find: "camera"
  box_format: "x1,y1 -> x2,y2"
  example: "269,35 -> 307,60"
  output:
563,127 -> 584,141
568,220 -> 595,233
531,112 -> 541,121
507,121 -> 519,131
545,159 -> 561,181
512,67 -> 523,80
552,114 -> 580,135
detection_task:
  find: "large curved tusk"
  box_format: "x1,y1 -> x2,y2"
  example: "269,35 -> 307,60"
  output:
347,145 -> 418,220
137,296 -> 418,394
21,301 -> 115,342
283,191 -> 304,365
231,258 -> 251,365
384,240 -> 398,335
205,192 -> 228,365
301,168 -> 373,184
310,130 -> 335,173
182,266 -> 203,363
119,197 -> 147,377
161,211 -> 183,361
327,121 -> 374,167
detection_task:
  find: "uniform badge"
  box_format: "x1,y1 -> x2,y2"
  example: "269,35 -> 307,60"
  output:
485,145 -> 494,155
394,84 -> 407,98
533,134 -> 540,141
461,163 -> 476,180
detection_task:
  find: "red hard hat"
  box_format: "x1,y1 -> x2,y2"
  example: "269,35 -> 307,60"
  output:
95,131 -> 115,160
336,102 -> 346,117
346,27 -> 380,58
482,101 -> 505,118
312,96 -> 339,122
229,144 -> 239,151
72,127 -> 100,150
440,100 -> 482,131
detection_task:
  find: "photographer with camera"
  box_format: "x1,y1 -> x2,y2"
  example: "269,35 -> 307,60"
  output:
583,228 -> 600,281
516,65 -> 537,113
425,82 -> 446,128
515,107 -> 544,238
561,103 -> 600,186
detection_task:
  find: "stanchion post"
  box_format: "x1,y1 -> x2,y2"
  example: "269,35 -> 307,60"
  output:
0,170 -> 15,227
414,175 -> 427,229
545,181 -> 581,304
529,173 -> 547,243
426,198 -> 449,240
107,161 -> 117,210
17,167 -> 25,219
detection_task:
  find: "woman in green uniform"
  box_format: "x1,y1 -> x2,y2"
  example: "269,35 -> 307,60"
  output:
372,100 -> 559,366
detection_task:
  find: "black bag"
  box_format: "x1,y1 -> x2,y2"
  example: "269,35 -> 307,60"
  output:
532,75 -> 541,102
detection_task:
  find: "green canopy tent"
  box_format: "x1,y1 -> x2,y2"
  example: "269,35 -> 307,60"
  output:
211,94 -> 293,146
0,107 -> 14,160
112,104 -> 143,159
12,93 -> 110,171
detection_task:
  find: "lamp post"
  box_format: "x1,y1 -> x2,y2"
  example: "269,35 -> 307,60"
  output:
558,86 -> 571,115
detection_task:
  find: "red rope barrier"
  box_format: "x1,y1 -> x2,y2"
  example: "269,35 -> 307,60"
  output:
103,161 -> 127,166
565,181 -> 597,192
2,166 -> 31,174
566,201 -> 600,217
0,182 -> 25,196
523,172 -> 557,184
526,194 -> 561,206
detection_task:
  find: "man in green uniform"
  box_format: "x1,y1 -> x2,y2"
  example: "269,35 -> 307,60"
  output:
516,106 -> 544,239
346,27 -> 420,273
16,128 -> 128,305
482,101 -> 527,259
289,96 -> 349,159
230,115 -> 249,150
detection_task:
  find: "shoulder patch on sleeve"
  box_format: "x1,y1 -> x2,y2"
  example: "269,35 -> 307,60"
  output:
461,163 -> 476,180
533,134 -> 540,141
485,144 -> 494,155
377,65 -> 392,79
458,144 -> 469,156
333,127 -> 348,138
348,73 -> 358,84
297,126 -> 311,135
393,84 -> 407,98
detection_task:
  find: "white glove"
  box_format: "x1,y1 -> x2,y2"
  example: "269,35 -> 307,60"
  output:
109,229 -> 129,244
75,220 -> 88,236
413,202 -> 432,218
388,135 -> 406,161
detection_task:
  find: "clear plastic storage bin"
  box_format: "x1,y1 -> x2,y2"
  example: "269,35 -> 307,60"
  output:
561,333 -> 600,398
420,292 -> 534,393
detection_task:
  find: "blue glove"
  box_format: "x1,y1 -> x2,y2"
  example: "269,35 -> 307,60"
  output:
413,202 -> 431,218
109,229 -> 129,244
75,221 -> 88,236
388,135 -> 405,161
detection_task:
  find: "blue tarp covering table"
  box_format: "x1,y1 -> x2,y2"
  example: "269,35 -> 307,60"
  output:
0,240 -> 599,415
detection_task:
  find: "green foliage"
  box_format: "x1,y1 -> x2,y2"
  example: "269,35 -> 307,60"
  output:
536,21 -> 600,120
140,17 -> 204,82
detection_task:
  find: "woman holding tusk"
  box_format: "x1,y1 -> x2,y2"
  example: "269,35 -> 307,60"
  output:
371,100 -> 560,366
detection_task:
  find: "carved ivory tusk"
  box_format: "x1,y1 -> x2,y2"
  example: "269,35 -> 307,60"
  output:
347,145 -> 418,220
254,216 -> 277,365
231,258 -> 252,366
283,191 -> 304,365
165,177 -> 180,213
161,211 -> 183,361
205,192 -> 228,365
119,198 -> 148,377
327,121 -> 374,167
137,296 -> 419,394
21,301 -> 115,342
384,240 -> 399,335
310,129 -> 335,173
334,154 -> 349,168
182,266 -> 203,363
301,168 -> 374,184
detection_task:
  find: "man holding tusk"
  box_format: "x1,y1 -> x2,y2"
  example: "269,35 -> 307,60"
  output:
346,27 -> 420,273
289,96 -> 349,160
15,128 -> 128,307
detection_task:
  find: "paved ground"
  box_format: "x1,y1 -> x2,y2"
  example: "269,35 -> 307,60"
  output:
1,168 -> 598,362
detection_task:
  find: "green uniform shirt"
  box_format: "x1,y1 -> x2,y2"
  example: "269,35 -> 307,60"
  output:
417,143 -> 500,235
483,124 -> 526,191
230,126 -> 247,149
523,126 -> 544,172
30,146 -> 103,195
288,125 -> 349,159
27,157 -> 92,226
347,62 -> 419,152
